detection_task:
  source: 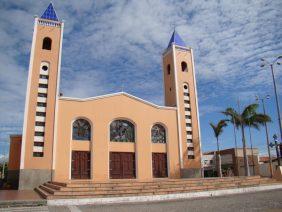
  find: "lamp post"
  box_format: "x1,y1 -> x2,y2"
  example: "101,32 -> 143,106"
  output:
256,95 -> 273,177
261,56 -> 282,147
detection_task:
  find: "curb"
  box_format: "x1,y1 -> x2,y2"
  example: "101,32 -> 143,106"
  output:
0,199 -> 47,208
47,184 -> 282,206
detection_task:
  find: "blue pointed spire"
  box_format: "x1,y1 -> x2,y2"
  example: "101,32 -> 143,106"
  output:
167,30 -> 186,48
41,3 -> 58,21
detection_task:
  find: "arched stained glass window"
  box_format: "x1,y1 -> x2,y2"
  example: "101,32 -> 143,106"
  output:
110,120 -> 135,142
151,124 -> 166,143
72,119 -> 91,140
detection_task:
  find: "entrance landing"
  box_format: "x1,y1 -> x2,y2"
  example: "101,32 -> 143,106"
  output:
0,190 -> 46,208
35,176 -> 280,200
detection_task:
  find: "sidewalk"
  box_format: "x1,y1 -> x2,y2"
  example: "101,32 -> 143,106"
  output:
0,190 -> 46,208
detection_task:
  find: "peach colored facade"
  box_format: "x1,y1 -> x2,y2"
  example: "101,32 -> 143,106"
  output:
55,94 -> 180,181
17,5 -> 202,190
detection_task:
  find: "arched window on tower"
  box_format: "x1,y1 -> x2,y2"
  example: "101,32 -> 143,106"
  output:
181,61 -> 188,72
167,64 -> 171,75
151,124 -> 166,143
72,119 -> 91,140
42,37 -> 52,50
110,120 -> 135,142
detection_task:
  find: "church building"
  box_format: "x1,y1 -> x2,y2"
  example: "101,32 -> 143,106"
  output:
10,3 -> 202,190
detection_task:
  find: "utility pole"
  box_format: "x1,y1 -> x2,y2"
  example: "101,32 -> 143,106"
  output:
256,95 -> 273,177
261,56 -> 282,148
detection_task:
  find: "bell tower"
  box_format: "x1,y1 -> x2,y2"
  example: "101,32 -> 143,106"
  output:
19,3 -> 64,189
162,31 -> 202,177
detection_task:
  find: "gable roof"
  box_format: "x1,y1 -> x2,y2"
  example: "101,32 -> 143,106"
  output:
59,92 -> 176,110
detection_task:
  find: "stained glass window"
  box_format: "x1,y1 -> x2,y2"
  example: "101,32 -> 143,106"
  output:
73,119 -> 91,140
110,120 -> 135,142
151,124 -> 166,143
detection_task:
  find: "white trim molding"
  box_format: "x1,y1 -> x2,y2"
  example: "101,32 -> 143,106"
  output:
172,44 -> 183,169
190,49 -> 203,171
52,21 -> 64,177
60,92 -> 177,111
20,17 -> 38,169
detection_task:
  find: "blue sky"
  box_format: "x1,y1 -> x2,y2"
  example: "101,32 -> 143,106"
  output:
0,0 -> 281,161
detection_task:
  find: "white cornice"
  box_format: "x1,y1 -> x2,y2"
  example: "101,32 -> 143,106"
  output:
59,92 -> 177,110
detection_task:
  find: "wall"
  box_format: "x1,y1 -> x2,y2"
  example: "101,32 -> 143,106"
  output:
54,93 -> 180,182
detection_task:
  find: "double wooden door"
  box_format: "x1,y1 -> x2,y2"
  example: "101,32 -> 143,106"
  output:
110,152 -> 135,179
71,151 -> 91,179
152,153 -> 168,178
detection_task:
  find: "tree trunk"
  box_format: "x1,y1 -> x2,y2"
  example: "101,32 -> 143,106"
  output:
216,137 -> 222,177
241,125 -> 250,176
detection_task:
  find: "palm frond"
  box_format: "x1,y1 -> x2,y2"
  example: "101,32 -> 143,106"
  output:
242,103 -> 259,119
221,107 -> 241,128
210,120 -> 227,138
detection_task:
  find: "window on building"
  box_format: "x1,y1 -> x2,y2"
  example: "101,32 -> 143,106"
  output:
151,124 -> 166,143
35,122 -> 45,126
72,119 -> 91,140
33,152 -> 43,157
188,155 -> 195,159
36,112 -> 46,117
38,93 -> 47,97
181,62 -> 188,72
37,102 -> 47,107
110,120 -> 135,142
42,37 -> 52,50
40,75 -> 49,79
39,84 -> 48,88
35,132 -> 44,136
167,64 -> 171,75
184,100 -> 190,104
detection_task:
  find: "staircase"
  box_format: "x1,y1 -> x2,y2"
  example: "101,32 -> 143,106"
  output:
35,176 -> 280,200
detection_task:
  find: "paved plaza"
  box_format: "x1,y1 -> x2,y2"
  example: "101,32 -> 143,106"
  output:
1,189 -> 282,212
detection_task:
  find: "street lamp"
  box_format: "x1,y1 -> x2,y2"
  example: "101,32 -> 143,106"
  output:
255,95 -> 273,177
260,56 -> 282,146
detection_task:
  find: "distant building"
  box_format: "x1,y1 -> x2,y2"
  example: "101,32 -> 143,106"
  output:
259,156 -> 282,177
203,148 -> 260,177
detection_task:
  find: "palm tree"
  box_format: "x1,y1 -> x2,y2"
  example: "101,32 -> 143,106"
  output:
210,120 -> 227,177
222,103 -> 271,176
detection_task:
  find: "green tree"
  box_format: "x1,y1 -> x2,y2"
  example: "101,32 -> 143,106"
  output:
222,103 -> 271,176
210,120 -> 227,177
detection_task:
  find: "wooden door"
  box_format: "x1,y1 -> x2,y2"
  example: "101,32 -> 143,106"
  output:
110,152 -> 135,179
152,153 -> 168,178
71,151 -> 91,179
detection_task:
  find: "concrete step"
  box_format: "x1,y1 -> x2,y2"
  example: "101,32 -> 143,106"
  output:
36,177 -> 280,200
50,178 -> 261,189
34,187 -> 50,199
46,181 -> 241,192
